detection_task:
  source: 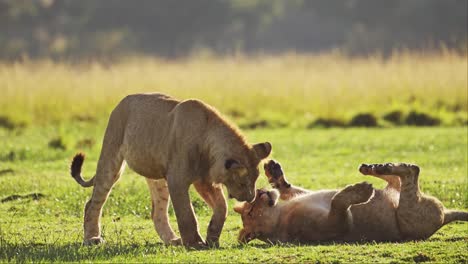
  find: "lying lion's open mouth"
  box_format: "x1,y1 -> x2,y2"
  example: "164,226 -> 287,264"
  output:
254,189 -> 275,205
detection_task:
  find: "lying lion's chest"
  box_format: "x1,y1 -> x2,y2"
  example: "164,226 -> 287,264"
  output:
279,201 -> 331,241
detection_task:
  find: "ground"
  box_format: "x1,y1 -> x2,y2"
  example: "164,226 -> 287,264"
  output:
0,123 -> 466,263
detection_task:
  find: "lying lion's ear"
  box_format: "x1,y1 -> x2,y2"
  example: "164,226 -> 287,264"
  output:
253,142 -> 272,160
233,203 -> 244,214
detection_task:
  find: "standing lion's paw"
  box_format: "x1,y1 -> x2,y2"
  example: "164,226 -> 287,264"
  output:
206,239 -> 220,248
83,237 -> 105,246
183,240 -> 208,250
167,237 -> 182,246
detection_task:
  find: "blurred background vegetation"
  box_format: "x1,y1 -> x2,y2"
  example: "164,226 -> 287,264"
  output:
1,2 -> 467,262
0,0 -> 466,128
1,0 -> 466,60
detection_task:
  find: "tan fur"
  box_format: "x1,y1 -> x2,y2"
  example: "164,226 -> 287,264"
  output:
70,93 -> 271,248
235,161 -> 468,244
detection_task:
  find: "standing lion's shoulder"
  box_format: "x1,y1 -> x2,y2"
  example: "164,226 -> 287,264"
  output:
177,99 -> 209,111
172,99 -> 247,143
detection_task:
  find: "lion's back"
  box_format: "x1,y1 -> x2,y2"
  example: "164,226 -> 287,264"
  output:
112,93 -> 245,179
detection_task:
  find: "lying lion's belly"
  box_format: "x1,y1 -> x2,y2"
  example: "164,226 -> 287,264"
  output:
279,190 -> 337,242
346,189 -> 401,241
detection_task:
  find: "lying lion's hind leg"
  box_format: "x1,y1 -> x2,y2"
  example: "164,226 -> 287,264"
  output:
359,163 -> 401,191
363,163 -> 445,240
327,182 -> 374,235
194,181 -> 227,247
146,179 -> 181,246
83,152 -> 125,245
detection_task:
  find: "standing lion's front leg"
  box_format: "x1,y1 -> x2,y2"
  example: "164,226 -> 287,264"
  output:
167,171 -> 206,249
146,178 -> 182,246
194,181 -> 227,247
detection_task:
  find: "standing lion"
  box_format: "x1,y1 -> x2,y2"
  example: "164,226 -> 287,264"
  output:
70,93 -> 271,248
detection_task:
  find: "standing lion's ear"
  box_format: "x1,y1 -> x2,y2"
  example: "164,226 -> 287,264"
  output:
253,142 -> 272,160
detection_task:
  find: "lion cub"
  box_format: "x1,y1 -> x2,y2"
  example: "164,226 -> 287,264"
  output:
70,93 -> 272,248
234,160 -> 468,243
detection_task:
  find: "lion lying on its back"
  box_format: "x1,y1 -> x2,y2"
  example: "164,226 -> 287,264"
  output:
234,160 -> 468,243
70,93 -> 272,248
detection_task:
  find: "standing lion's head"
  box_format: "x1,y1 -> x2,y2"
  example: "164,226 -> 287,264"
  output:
221,142 -> 272,202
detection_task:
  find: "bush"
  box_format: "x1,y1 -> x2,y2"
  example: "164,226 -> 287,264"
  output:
383,110 -> 404,125
308,118 -> 346,128
405,111 -> 440,126
349,113 -> 378,127
0,116 -> 26,130
48,137 -> 67,150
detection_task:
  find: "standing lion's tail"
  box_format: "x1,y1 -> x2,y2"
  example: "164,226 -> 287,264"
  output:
70,153 -> 95,187
443,209 -> 468,225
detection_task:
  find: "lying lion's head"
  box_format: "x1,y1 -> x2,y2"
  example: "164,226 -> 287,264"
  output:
221,142 -> 272,202
234,188 -> 280,243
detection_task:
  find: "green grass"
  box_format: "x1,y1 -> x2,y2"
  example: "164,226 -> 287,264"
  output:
0,123 -> 467,263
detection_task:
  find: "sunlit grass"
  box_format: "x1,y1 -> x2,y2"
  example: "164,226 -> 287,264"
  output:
0,51 -> 466,127
0,125 -> 467,262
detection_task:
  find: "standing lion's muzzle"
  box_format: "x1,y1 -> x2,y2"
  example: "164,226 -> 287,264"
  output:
246,193 -> 256,203
229,190 -> 256,203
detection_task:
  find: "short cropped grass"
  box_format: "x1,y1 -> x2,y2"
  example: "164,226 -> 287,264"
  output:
0,51 -> 466,128
0,123 -> 467,263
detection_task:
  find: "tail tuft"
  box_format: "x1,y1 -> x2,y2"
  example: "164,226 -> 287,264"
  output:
71,153 -> 85,178
70,153 -> 94,187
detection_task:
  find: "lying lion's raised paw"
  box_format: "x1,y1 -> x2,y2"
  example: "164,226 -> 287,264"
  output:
264,160 -> 291,189
359,163 -> 419,178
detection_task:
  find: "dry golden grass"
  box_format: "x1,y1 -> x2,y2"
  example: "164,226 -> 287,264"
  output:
0,51 -> 466,126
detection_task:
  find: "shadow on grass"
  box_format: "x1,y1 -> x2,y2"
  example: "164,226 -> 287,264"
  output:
2,234 -> 466,262
0,241 -> 167,262
232,240 -> 378,250
1,193 -> 45,203
233,235 -> 468,249
2,240 -> 362,262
